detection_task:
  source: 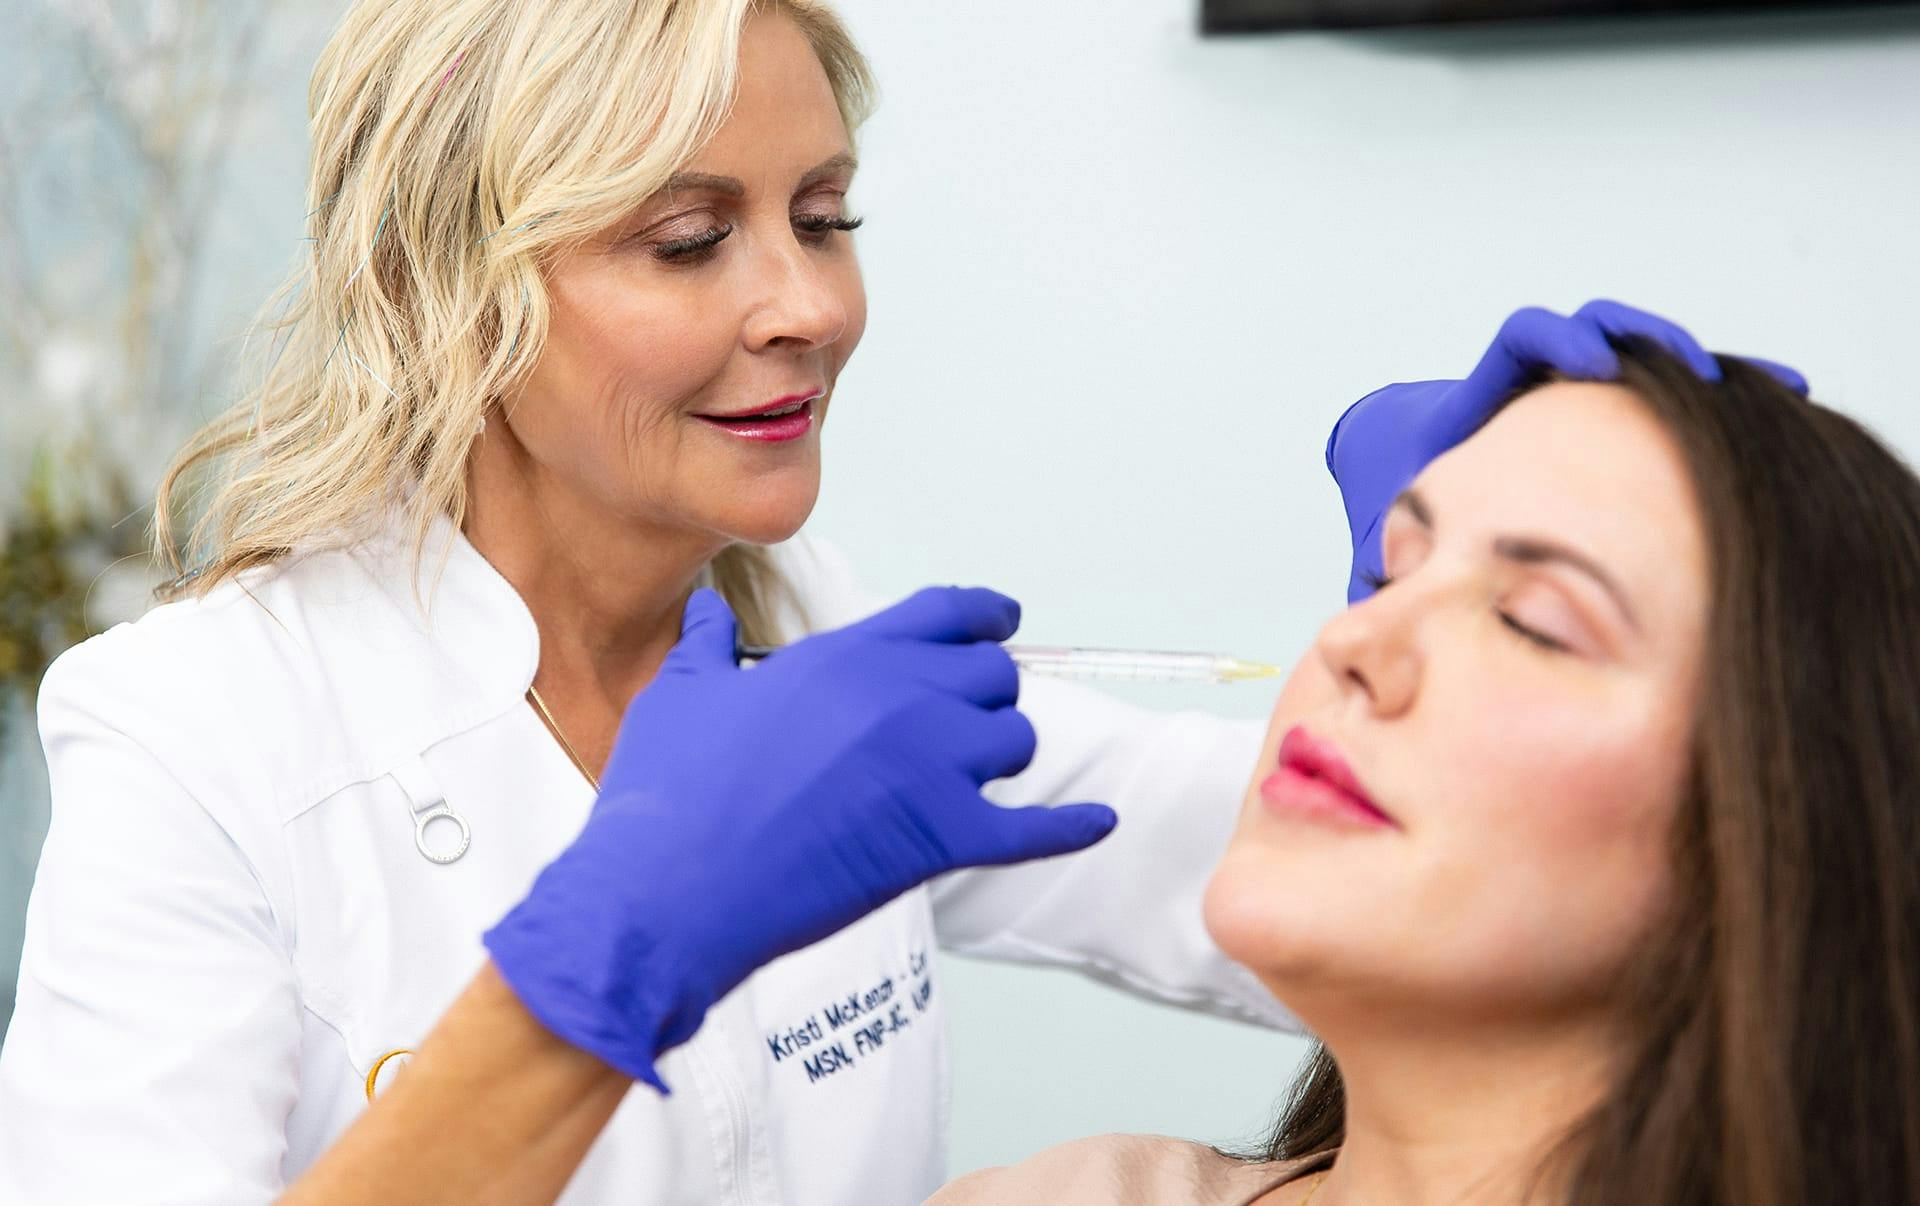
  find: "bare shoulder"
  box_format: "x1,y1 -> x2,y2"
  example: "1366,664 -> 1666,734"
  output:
926,1135 -> 1304,1206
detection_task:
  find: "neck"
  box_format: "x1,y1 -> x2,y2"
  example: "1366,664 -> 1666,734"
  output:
463,419 -> 727,719
1292,998 -> 1617,1206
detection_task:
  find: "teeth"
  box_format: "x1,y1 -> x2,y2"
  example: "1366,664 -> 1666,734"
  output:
704,399 -> 810,422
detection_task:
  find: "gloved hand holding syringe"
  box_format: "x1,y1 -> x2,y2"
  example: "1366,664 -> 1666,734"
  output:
738,640 -> 1283,684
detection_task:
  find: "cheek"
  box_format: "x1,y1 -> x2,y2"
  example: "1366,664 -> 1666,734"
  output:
514,269 -> 739,497
1412,671 -> 1689,1002
1444,672 -> 1684,853
545,270 -> 735,416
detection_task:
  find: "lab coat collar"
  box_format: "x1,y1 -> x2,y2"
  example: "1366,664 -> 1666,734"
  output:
266,506 -> 721,812
305,509 -> 544,779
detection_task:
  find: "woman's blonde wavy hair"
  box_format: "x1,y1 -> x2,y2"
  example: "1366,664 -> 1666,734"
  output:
154,0 -> 874,645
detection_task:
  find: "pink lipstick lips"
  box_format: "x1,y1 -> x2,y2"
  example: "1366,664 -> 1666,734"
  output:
693,392 -> 821,443
1260,726 -> 1398,830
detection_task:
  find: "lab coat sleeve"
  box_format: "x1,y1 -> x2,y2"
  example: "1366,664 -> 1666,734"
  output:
775,534 -> 1296,1031
935,676 -> 1295,1030
0,639 -> 300,1205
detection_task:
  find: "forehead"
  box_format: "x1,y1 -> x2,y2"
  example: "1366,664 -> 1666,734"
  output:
1414,381 -> 1710,635
690,12 -> 848,171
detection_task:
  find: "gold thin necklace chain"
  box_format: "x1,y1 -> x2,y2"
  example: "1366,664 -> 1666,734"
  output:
1287,1169 -> 1327,1206
526,685 -> 601,792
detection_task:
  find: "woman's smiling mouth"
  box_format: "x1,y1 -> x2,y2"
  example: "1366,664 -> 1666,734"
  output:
693,392 -> 822,442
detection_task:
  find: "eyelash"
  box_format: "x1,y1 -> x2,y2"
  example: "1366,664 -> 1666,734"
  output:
1359,570 -> 1570,655
651,225 -> 734,262
796,213 -> 865,240
649,213 -> 866,264
1499,612 -> 1571,654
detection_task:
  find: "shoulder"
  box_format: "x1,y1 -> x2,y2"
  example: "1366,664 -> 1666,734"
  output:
36,552 -> 348,814
42,553 -> 330,743
38,531 -> 527,821
927,1135 -> 1292,1206
46,543 -> 362,700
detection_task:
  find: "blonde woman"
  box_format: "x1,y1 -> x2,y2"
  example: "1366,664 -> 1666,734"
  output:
0,0 -> 1740,1201
0,6 -> 1275,1203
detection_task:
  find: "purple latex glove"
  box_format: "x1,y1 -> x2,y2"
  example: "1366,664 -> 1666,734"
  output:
485,587 -> 1116,1090
1327,299 -> 1809,602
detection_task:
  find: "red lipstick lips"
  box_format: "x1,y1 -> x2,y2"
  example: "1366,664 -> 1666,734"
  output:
1260,726 -> 1398,830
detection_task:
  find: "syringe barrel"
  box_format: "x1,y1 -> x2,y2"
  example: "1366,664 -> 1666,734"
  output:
1006,646 -> 1225,683
737,641 -> 1261,684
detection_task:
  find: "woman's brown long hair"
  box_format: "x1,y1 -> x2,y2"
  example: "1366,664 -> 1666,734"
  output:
1260,343 -> 1920,1205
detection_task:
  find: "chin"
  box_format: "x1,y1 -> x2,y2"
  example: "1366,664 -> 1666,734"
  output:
1203,843 -> 1357,993
708,473 -> 821,545
1202,852 -> 1280,973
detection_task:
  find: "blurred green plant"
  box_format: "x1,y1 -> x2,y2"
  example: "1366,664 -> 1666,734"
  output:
0,452 -> 146,745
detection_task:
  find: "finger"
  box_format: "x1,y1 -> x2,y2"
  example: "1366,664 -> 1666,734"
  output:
1449,307 -> 1615,446
1324,379 -> 1454,480
848,586 -> 1022,645
886,641 -> 1021,710
1323,383 -> 1389,475
1573,298 -> 1722,382
953,801 -> 1118,867
1739,356 -> 1811,396
665,588 -> 739,671
947,704 -> 1039,783
1470,306 -> 1619,388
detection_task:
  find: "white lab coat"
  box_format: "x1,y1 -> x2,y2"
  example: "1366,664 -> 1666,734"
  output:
0,515 -> 1288,1206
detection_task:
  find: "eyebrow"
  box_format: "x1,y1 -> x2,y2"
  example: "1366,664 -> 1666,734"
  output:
1392,489 -> 1643,633
662,151 -> 859,200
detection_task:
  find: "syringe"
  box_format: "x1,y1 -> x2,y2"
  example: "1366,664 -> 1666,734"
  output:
735,641 -> 1283,685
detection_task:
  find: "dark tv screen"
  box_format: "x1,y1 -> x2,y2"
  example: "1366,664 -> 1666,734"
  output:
1204,0 -> 1916,31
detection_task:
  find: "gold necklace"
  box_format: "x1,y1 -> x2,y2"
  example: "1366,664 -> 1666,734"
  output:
1298,1171 -> 1328,1206
527,684 -> 600,792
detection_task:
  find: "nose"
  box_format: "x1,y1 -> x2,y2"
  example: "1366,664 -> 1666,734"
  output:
1315,585 -> 1424,718
741,233 -> 850,354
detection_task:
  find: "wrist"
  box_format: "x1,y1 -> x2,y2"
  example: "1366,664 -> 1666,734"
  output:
482,882 -> 714,1094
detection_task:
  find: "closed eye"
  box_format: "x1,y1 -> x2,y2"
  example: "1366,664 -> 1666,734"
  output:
794,213 -> 864,244
1364,567 -> 1578,654
1499,611 -> 1570,653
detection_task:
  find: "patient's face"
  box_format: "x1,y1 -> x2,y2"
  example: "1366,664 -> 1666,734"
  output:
1205,382 -> 1709,1028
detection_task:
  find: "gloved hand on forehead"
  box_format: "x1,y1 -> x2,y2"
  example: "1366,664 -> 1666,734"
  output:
1326,299 -> 1810,603
485,585 -> 1117,1091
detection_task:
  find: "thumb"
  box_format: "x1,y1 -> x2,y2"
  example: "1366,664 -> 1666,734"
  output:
968,802 -> 1118,867
667,588 -> 739,671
